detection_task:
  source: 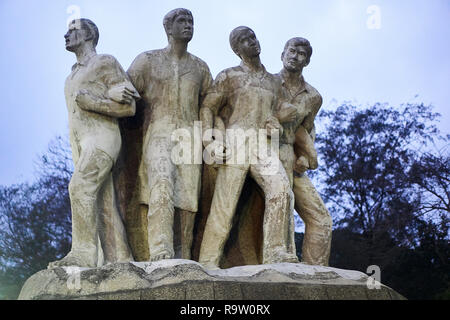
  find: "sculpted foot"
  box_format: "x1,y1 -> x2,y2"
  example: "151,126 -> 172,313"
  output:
200,262 -> 221,270
48,251 -> 97,269
181,245 -> 192,260
264,251 -> 299,264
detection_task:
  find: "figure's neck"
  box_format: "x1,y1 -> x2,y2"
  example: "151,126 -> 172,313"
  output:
166,38 -> 189,59
74,43 -> 96,64
281,68 -> 304,89
241,55 -> 263,72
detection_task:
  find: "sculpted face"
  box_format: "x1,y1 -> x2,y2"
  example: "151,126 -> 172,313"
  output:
64,21 -> 87,52
282,43 -> 309,72
236,29 -> 261,59
170,13 -> 194,42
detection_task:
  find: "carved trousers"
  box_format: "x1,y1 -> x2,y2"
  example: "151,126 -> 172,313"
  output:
279,143 -> 332,266
144,133 -> 197,260
69,146 -> 132,266
293,174 -> 332,266
199,156 -> 295,268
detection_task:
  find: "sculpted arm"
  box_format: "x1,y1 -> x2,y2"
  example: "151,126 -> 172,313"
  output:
76,56 -> 139,118
301,91 -> 323,134
127,53 -> 147,97
293,92 -> 322,173
293,126 -> 318,173
76,89 -> 137,118
200,92 -> 226,146
200,72 -> 227,147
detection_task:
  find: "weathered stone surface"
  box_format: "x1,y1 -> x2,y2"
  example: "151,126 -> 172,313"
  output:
198,26 -> 298,269
118,8 -> 213,263
50,18 -> 139,270
19,260 -> 405,300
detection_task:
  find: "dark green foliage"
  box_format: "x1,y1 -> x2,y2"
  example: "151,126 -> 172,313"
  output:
294,232 -> 304,260
0,136 -> 73,299
313,102 -> 449,300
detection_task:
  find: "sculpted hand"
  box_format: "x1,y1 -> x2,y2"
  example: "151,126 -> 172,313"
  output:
204,140 -> 231,164
203,117 -> 230,163
265,116 -> 284,137
212,142 -> 231,163
294,156 -> 309,175
308,151 -> 318,170
202,132 -> 214,149
107,85 -> 140,104
277,103 -> 297,123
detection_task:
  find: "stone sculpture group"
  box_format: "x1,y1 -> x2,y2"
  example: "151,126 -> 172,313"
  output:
50,8 -> 333,271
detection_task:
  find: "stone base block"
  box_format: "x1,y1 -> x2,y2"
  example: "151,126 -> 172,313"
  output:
18,260 -> 405,300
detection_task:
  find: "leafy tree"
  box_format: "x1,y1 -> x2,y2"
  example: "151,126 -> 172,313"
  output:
0,136 -> 73,299
384,215 -> 450,300
409,149 -> 450,218
313,102 -> 449,299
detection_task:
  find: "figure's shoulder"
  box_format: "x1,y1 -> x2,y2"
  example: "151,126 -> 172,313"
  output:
92,54 -> 120,67
144,49 -> 166,59
88,54 -> 126,75
304,81 -> 320,96
130,50 -> 163,66
305,81 -> 323,105
211,66 -> 239,84
269,71 -> 282,85
221,66 -> 244,78
187,53 -> 210,72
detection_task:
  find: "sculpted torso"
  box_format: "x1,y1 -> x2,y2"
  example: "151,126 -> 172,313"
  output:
65,54 -> 134,161
209,65 -> 280,132
278,78 -> 322,145
122,8 -> 213,262
128,49 -> 211,129
127,49 -> 212,211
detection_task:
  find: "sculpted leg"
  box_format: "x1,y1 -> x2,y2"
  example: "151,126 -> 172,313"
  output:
250,158 -> 298,264
145,134 -> 177,262
174,209 -> 196,260
98,174 -> 133,264
199,166 -> 248,269
294,174 -> 332,266
279,144 -> 297,257
49,148 -> 113,268
147,179 -> 175,261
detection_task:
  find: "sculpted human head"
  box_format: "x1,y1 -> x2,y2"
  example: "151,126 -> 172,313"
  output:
281,37 -> 312,72
163,8 -> 194,42
64,19 -> 99,52
229,26 -> 261,60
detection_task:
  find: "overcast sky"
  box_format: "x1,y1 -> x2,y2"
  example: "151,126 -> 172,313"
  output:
0,0 -> 449,185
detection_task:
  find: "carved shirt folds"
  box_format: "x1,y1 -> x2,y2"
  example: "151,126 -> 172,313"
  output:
203,63 -> 281,132
128,49 -> 213,129
127,49 -> 213,211
277,72 -> 322,145
65,54 -> 135,162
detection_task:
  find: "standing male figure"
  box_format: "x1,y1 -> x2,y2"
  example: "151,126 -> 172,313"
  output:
276,37 -> 332,266
50,19 -> 138,268
198,26 -> 298,269
127,8 -> 213,261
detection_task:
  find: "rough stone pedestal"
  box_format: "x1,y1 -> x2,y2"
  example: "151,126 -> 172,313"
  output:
18,260 -> 405,300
